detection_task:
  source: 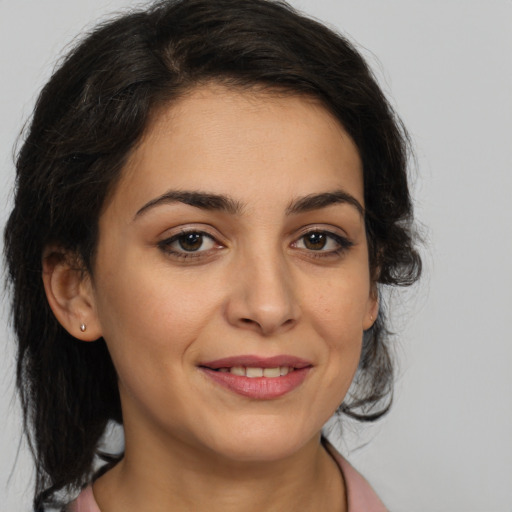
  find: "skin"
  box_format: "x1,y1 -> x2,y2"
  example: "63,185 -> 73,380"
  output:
44,84 -> 377,511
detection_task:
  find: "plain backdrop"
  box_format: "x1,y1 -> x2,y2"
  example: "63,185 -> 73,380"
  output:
1,1 -> 511,511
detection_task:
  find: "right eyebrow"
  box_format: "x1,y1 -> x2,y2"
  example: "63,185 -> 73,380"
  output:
133,190 -> 244,220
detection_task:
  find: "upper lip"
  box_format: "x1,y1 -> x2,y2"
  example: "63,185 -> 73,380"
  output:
200,355 -> 312,370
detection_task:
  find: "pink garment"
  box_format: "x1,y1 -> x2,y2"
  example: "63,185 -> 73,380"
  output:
67,486 -> 100,512
68,446 -> 387,512
326,443 -> 388,512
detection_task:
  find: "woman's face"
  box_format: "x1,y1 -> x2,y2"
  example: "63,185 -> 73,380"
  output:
88,85 -> 377,462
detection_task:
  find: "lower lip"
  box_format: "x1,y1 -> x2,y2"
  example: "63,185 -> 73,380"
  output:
200,367 -> 311,399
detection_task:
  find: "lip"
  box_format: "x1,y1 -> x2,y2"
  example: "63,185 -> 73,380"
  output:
200,355 -> 312,370
199,355 -> 312,400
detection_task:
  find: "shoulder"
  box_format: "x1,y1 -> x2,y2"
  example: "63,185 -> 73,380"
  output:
324,440 -> 389,512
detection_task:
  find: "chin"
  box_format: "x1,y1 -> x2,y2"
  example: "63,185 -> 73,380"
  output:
203,416 -> 319,463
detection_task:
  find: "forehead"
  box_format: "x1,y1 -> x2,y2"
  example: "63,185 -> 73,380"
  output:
109,84 -> 364,215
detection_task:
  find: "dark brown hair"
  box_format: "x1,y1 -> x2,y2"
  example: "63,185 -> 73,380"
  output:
4,0 -> 421,508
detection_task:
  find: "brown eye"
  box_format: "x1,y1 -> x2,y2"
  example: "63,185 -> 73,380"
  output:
178,232 -> 204,251
303,232 -> 327,250
293,230 -> 353,255
159,231 -> 219,257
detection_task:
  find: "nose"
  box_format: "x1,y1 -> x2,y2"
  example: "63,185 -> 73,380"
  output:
224,249 -> 300,336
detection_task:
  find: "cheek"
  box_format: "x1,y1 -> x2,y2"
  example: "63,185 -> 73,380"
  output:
309,273 -> 371,341
305,271 -> 370,399
91,270 -> 214,417
93,261 -> 224,370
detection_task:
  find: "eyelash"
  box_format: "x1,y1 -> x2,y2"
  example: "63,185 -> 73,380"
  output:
292,229 -> 354,258
158,230 -> 221,260
157,228 -> 353,261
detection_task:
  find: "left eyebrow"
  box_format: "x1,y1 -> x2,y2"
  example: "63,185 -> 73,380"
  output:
286,190 -> 364,217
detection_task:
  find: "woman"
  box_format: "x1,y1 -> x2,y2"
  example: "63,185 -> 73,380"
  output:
4,0 -> 421,510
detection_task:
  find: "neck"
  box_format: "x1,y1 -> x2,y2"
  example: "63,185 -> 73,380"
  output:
93,433 -> 346,512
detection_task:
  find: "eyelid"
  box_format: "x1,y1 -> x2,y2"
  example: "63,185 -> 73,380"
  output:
157,225 -> 226,260
291,225 -> 354,255
157,223 -> 225,242
294,224 -> 351,242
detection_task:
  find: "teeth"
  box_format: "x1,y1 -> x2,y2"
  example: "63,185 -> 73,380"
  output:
225,366 -> 295,378
263,367 -> 280,378
246,367 -> 264,378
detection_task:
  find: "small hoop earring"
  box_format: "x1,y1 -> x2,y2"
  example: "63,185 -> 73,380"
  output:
80,323 -> 87,332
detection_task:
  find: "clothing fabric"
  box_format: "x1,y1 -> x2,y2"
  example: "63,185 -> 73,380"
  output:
325,443 -> 388,512
67,445 -> 387,512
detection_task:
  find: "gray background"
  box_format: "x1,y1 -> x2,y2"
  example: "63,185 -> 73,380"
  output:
1,1 -> 511,510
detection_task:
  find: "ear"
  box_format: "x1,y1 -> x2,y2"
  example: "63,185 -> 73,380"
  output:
42,247 -> 102,341
363,285 -> 379,331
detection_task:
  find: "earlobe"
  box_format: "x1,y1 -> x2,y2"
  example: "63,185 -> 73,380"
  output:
42,249 -> 102,341
363,288 -> 379,331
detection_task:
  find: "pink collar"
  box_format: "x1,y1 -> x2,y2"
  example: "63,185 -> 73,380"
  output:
324,440 -> 388,511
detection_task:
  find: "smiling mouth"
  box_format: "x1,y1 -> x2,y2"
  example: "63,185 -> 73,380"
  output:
199,356 -> 312,399
212,366 -> 296,378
